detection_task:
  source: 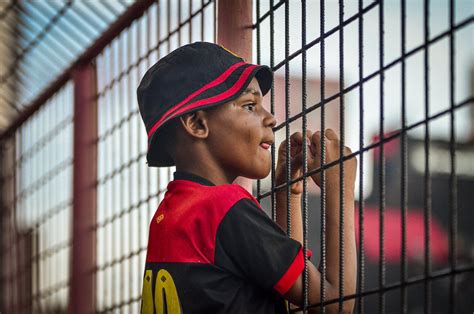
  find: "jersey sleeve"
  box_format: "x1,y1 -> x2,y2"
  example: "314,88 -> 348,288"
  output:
214,197 -> 312,296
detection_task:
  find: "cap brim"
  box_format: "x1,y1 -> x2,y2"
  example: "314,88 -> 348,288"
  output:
146,64 -> 274,167
146,118 -> 176,167
254,65 -> 273,96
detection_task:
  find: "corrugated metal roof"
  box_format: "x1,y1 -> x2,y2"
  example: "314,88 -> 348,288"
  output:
0,0 -> 135,132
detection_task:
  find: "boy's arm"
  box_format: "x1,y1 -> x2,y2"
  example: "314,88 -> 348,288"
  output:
275,190 -> 303,245
275,129 -> 357,313
283,184 -> 356,313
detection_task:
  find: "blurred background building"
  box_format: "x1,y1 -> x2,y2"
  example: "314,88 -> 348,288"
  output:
0,0 -> 473,313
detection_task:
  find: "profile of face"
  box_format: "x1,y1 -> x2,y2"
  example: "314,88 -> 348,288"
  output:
204,77 -> 277,180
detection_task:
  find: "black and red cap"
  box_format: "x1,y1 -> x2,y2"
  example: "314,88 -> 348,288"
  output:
137,41 -> 273,167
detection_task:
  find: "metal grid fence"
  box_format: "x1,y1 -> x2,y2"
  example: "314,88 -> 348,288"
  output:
1,1 -> 133,110
1,0 -> 473,313
253,0 -> 473,313
1,83 -> 74,312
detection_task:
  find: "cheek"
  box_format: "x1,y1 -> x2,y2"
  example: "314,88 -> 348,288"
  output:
244,121 -> 253,144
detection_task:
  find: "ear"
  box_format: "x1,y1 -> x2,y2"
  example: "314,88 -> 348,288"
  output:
178,110 -> 209,139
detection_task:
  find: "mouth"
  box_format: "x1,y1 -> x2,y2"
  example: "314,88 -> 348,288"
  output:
259,140 -> 274,150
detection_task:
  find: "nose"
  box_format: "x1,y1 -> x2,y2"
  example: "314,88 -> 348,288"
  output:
263,108 -> 277,129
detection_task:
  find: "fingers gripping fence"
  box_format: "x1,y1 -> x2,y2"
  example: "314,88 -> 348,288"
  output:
0,0 -> 473,313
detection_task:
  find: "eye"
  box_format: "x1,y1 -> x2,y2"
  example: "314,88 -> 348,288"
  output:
243,103 -> 256,112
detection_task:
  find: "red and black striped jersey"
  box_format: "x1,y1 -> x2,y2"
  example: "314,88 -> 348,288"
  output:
141,171 -> 311,313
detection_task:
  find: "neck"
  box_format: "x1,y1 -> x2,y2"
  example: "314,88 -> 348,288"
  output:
174,153 -> 237,186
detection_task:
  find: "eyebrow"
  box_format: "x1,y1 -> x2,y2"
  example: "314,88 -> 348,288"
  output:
242,88 -> 262,97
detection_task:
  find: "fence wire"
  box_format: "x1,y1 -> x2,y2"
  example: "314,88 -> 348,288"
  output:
1,83 -> 73,313
0,0 -> 133,111
1,0 -> 473,313
253,0 -> 473,313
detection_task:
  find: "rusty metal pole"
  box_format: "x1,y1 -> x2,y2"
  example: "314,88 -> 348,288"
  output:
69,62 -> 97,314
217,0 -> 254,193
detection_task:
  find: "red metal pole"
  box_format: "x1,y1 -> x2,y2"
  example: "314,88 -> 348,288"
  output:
217,0 -> 254,193
69,62 -> 97,314
217,0 -> 253,61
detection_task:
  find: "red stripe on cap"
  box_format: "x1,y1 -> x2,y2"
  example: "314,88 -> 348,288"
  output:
151,64 -> 258,134
273,247 -> 312,296
147,61 -> 247,138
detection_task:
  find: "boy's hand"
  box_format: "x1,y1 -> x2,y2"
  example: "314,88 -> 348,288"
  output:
275,131 -> 316,195
309,128 -> 357,192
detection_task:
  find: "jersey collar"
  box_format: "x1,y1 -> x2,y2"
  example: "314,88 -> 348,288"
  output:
173,171 -> 216,186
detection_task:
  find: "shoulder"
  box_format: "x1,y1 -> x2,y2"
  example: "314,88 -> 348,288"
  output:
193,184 -> 265,238
161,182 -> 263,234
165,182 -> 261,230
148,184 -> 260,264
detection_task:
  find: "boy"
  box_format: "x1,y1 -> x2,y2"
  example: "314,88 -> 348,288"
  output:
137,42 -> 357,313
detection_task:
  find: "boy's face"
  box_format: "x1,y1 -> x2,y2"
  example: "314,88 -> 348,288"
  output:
205,78 -> 277,180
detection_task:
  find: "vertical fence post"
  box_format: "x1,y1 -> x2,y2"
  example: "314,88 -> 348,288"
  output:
0,148 -> 3,312
216,0 -> 254,193
0,139 -> 19,313
69,62 -> 97,314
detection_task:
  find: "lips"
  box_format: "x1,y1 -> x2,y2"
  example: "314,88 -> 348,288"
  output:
260,135 -> 274,150
260,143 -> 270,150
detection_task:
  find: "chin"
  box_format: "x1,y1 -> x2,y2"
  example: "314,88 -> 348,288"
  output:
232,154 -> 271,180
247,161 -> 271,180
